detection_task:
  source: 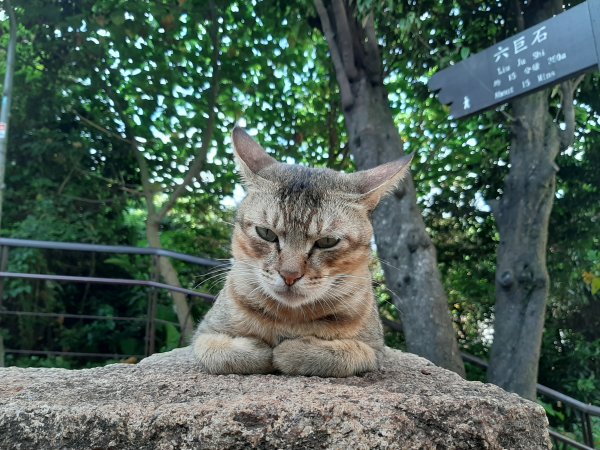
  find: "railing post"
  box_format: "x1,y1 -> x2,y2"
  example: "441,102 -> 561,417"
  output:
145,255 -> 159,357
582,411 -> 594,449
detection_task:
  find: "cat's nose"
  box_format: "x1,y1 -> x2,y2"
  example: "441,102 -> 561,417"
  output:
279,270 -> 303,286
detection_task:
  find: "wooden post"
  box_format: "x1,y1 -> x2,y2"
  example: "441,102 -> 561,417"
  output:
145,255 -> 159,357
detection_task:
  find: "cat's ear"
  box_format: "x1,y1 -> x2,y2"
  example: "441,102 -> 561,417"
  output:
351,153 -> 413,210
232,127 -> 277,186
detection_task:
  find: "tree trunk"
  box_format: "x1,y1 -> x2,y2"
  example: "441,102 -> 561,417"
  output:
145,217 -> 195,341
314,0 -> 464,375
98,0 -> 221,347
487,0 -> 573,400
488,92 -> 560,400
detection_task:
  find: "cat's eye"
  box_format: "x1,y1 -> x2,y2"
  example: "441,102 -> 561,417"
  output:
256,226 -> 278,243
314,237 -> 340,249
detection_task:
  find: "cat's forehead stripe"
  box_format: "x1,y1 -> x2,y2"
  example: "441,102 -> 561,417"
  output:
237,167 -> 371,245
251,197 -> 363,240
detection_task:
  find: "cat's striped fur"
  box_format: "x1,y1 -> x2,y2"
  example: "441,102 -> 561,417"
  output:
193,127 -> 411,377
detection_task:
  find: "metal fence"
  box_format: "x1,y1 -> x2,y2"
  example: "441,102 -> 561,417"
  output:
381,323 -> 600,449
461,354 -> 600,449
0,237 -> 597,449
0,237 -> 220,359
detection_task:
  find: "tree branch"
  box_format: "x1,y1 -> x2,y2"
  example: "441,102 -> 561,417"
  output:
57,167 -> 75,195
313,0 -> 354,109
102,86 -> 158,218
75,108 -> 154,206
361,12 -> 382,82
499,108 -> 516,123
73,114 -> 151,200
512,0 -> 525,31
74,167 -> 143,196
348,6 -> 367,71
559,74 -> 585,149
156,0 -> 221,222
74,111 -> 134,146
127,131 -> 158,218
331,0 -> 358,79
60,195 -> 120,204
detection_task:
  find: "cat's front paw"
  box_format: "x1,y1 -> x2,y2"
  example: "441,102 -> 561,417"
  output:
273,337 -> 377,377
193,333 -> 273,375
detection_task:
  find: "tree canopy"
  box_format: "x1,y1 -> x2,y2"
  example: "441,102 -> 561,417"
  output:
0,0 -> 598,441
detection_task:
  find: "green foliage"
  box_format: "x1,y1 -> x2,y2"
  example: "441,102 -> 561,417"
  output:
1,5 -> 598,438
582,256 -> 600,296
0,0 -> 341,367
371,1 -> 600,413
540,398 -> 600,449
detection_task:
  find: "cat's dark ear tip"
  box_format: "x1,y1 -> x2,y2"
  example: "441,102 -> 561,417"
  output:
400,152 -> 415,164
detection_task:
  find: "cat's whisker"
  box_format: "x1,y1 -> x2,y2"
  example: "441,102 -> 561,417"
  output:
204,276 -> 231,293
307,299 -> 316,316
193,270 -> 231,287
320,275 -> 404,319
194,268 -> 240,287
192,263 -> 232,280
216,217 -> 238,228
195,269 -> 256,292
201,261 -> 232,271
379,298 -> 403,319
230,274 -> 260,291
320,296 -> 339,321
195,265 -> 235,279
246,285 -> 264,300
324,287 -> 361,315
333,273 -> 404,301
375,256 -> 405,274
200,279 -> 227,295
232,260 -> 269,273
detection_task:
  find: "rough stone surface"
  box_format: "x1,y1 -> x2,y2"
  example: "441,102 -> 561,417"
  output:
0,347 -> 550,449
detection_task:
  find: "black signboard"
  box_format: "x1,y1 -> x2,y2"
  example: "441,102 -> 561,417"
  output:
429,0 -> 600,119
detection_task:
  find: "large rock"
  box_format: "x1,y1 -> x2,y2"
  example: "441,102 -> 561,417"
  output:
0,347 -> 550,449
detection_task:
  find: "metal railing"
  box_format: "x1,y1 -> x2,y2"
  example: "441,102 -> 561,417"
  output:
461,353 -> 600,450
0,238 -> 597,449
382,318 -> 599,449
0,237 -> 221,359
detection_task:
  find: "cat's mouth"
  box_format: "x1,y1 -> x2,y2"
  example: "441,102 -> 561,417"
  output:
257,272 -> 332,307
266,283 -> 314,306
271,284 -> 302,299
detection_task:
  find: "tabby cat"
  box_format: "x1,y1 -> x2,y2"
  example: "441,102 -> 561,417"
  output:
192,127 -> 412,377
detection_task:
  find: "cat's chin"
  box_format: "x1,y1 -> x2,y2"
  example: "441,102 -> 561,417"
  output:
266,287 -> 317,308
